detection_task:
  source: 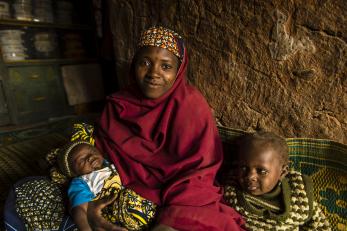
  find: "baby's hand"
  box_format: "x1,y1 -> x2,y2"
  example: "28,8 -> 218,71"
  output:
87,195 -> 127,231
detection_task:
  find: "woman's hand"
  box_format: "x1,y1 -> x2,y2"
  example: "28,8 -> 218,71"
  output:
151,224 -> 177,231
87,195 -> 127,231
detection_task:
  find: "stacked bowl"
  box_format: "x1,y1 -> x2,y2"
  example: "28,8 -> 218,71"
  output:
33,31 -> 57,58
0,29 -> 27,61
56,1 -> 73,24
13,0 -> 33,21
33,0 -> 53,23
0,1 -> 10,19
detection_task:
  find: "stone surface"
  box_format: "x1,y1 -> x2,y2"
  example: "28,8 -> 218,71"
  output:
108,0 -> 347,144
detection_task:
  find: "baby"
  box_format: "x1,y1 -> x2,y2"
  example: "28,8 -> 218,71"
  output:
56,140 -> 156,231
224,131 -> 331,230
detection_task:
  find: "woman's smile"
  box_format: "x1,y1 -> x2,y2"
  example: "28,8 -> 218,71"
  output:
144,78 -> 162,88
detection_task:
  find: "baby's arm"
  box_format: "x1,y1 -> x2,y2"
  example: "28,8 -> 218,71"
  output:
71,202 -> 93,231
68,178 -> 94,230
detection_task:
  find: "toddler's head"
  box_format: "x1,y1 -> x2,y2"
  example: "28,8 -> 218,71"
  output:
234,131 -> 289,196
57,141 -> 104,177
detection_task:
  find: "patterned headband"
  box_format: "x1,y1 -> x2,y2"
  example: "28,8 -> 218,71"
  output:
46,123 -> 95,184
57,140 -> 91,177
137,26 -> 184,61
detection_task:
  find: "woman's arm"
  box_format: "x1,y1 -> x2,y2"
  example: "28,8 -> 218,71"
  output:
86,196 -> 127,231
71,203 -> 92,231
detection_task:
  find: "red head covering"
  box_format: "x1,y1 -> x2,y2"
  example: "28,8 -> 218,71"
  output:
95,26 -> 244,230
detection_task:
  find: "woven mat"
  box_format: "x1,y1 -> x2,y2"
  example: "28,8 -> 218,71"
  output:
218,126 -> 347,231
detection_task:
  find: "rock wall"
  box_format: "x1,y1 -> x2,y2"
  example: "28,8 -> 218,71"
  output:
108,0 -> 347,144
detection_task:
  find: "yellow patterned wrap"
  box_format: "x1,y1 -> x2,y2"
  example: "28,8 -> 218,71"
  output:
93,174 -> 157,230
70,123 -> 95,144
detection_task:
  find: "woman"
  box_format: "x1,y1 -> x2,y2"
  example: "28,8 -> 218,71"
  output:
4,26 -> 244,231
89,26 -> 244,230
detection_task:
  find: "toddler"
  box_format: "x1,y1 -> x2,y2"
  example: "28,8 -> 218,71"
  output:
224,131 -> 330,230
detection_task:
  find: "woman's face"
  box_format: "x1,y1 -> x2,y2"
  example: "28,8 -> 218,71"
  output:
70,144 -> 104,176
135,46 -> 179,99
235,146 -> 286,196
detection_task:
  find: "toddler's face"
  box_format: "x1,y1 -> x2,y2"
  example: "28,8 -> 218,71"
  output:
70,144 -> 104,176
235,147 -> 286,196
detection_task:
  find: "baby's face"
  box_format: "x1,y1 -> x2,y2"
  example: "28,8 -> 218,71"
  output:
70,144 -> 104,176
235,147 -> 285,196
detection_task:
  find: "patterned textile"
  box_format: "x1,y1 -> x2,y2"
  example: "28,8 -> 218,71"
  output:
218,126 -> 347,231
137,25 -> 184,61
14,178 -> 67,231
224,170 -> 331,230
4,176 -> 77,231
70,123 -> 95,145
98,179 -> 157,230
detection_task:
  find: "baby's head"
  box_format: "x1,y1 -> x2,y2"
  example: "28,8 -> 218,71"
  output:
57,141 -> 104,177
234,131 -> 289,196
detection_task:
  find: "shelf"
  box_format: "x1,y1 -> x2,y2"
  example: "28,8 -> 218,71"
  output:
4,58 -> 98,66
0,0 -> 98,126
0,19 -> 92,30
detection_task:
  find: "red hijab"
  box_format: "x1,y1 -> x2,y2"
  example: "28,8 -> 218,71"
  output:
95,31 -> 244,230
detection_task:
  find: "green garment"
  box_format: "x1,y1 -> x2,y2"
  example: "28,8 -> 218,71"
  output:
224,170 -> 331,231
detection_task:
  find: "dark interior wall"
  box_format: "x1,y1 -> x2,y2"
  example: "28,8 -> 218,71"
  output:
107,0 -> 347,144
